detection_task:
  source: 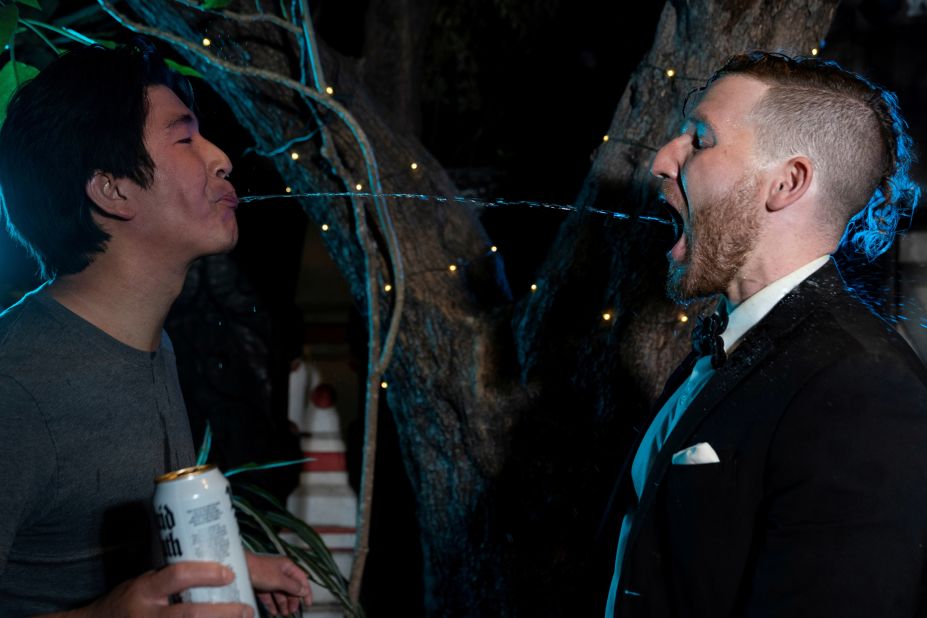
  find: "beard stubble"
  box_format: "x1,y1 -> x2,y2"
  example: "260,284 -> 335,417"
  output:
666,172 -> 761,303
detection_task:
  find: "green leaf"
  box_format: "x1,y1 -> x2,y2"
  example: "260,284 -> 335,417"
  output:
195,421 -> 212,465
224,456 -> 312,478
15,0 -> 41,10
164,58 -> 204,80
229,485 -> 362,617
231,495 -> 289,556
0,4 -> 19,48
202,0 -> 232,9
233,481 -> 289,511
0,61 -> 39,127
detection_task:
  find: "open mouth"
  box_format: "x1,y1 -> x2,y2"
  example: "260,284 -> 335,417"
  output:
670,231 -> 688,262
657,193 -> 689,261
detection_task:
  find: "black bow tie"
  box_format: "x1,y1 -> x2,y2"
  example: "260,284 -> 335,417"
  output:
692,302 -> 729,369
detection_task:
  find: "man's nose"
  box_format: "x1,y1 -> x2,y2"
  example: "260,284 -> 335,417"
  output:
206,139 -> 233,180
650,134 -> 687,180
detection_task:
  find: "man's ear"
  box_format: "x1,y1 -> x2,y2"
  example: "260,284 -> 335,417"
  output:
85,172 -> 134,220
766,156 -> 813,212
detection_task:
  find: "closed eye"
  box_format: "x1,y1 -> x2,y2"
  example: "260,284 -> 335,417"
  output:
681,117 -> 714,152
177,138 -> 193,144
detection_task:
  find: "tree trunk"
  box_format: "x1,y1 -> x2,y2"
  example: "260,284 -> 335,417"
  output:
360,0 -> 438,138
120,0 -> 838,614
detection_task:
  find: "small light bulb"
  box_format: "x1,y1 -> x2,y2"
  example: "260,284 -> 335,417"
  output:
602,135 -> 609,142
410,162 -> 419,170
490,246 -> 498,253
680,314 -> 689,323
602,313 -> 612,321
355,183 -> 363,191
530,283 -> 538,292
285,187 -> 292,193
449,264 -> 458,272
380,381 -> 388,389
202,38 -> 211,47
665,68 -> 676,78
321,224 -> 329,232
291,152 -> 299,160
325,86 -> 334,95
384,284 -> 392,292
811,47 -> 819,56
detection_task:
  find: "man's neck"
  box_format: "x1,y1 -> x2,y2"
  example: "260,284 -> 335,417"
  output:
48,255 -> 187,352
725,250 -> 831,306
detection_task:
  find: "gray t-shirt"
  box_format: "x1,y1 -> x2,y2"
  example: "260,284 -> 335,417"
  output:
0,285 -> 195,615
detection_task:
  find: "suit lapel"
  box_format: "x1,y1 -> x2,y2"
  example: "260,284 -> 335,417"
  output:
621,260 -> 845,567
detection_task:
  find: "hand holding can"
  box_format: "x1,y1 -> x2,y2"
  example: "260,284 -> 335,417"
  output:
154,464 -> 259,613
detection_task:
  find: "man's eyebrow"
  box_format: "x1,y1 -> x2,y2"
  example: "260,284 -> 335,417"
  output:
682,111 -> 716,137
688,110 -> 711,128
164,113 -> 196,131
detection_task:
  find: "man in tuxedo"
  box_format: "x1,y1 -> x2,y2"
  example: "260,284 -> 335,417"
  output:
605,52 -> 927,616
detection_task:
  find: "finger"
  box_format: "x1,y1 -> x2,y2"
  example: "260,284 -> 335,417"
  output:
250,555 -> 310,597
273,592 -> 288,615
279,560 -> 312,597
287,593 -> 302,613
257,591 -> 274,615
260,591 -> 282,616
149,562 -> 235,597
164,601 -> 254,618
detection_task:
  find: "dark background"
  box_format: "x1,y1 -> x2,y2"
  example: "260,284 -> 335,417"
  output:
1,0 -> 925,614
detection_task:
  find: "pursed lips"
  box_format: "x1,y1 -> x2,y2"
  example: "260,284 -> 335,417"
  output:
217,190 -> 239,209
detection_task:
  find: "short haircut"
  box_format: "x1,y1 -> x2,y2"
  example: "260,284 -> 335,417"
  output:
692,52 -> 919,261
0,38 -> 194,280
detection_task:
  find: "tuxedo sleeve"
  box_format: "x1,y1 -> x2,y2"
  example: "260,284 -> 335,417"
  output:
745,352 -> 927,618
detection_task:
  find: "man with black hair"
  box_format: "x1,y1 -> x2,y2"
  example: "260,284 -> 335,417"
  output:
0,42 -> 310,616
604,53 -> 927,616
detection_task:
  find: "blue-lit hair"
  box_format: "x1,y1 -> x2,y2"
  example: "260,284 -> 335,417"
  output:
839,88 -> 920,260
695,52 -> 920,261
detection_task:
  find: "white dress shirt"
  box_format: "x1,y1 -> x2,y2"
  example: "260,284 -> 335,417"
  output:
605,255 -> 830,616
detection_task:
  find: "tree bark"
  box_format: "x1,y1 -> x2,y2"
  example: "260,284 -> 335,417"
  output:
360,0 -> 438,138
120,0 -> 839,614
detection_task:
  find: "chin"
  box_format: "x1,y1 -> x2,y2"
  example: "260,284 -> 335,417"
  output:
666,261 -> 715,305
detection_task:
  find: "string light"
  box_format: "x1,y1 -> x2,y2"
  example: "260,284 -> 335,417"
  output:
325,86 -> 334,95
380,381 -> 388,389
811,47 -> 819,56
679,314 -> 689,323
384,284 -> 392,292
643,63 -> 705,83
355,183 -> 363,191
448,264 -> 458,272
602,312 -> 612,321
285,187 -> 292,193
490,246 -> 498,253
202,38 -> 211,47
602,135 -> 609,142
321,224 -> 329,232
530,284 -> 538,292
410,162 -> 419,170
291,151 -> 299,160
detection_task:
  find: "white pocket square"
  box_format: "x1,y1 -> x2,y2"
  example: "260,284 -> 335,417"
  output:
671,442 -> 720,465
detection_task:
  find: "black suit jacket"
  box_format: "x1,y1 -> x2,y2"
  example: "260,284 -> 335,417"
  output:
609,260 -> 927,617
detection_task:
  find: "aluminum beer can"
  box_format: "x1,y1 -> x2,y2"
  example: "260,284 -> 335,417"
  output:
154,464 -> 258,612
